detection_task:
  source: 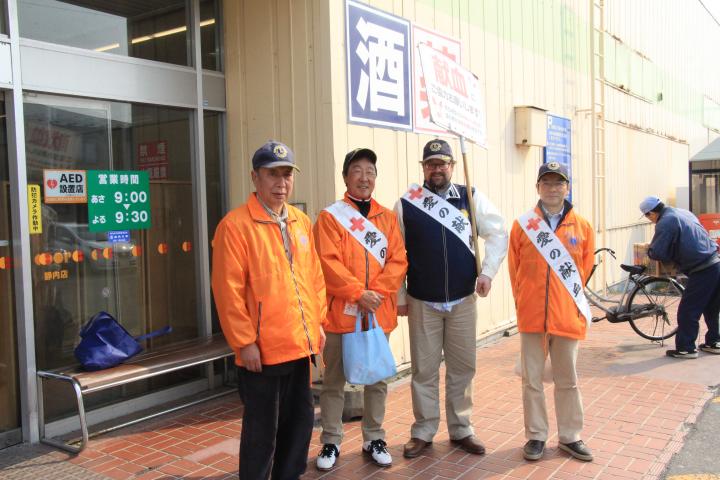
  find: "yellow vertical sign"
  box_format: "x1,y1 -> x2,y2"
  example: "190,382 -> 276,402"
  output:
28,185 -> 42,234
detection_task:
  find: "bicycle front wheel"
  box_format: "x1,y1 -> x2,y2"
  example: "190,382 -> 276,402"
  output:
626,276 -> 684,341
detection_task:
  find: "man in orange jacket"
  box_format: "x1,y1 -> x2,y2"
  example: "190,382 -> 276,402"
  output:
508,162 -> 595,463
313,148 -> 407,471
212,140 -> 327,479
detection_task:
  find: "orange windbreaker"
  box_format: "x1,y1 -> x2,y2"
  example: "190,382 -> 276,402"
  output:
508,204 -> 595,340
211,193 -> 327,367
313,195 -> 408,334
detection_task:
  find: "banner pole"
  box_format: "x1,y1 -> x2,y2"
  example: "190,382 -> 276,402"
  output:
459,136 -> 483,282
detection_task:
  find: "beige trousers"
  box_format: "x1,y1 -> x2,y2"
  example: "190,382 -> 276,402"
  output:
408,294 -> 477,442
520,333 -> 583,443
319,332 -> 388,445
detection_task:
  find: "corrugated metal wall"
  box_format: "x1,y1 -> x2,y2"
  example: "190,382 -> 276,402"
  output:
223,0 -> 720,358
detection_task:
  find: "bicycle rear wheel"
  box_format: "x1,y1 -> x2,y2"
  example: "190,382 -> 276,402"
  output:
627,276 -> 684,341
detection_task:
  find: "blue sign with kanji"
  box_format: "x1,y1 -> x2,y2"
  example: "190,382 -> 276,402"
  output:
544,114 -> 572,200
107,230 -> 131,243
345,0 -> 413,131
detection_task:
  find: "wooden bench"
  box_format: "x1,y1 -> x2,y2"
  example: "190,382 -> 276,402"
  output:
36,334 -> 234,454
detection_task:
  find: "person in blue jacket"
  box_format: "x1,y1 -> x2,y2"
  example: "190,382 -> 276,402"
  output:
639,196 -> 720,358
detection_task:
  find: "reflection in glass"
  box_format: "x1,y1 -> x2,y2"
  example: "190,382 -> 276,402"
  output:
1,1 -> 7,35
24,94 -> 206,420
691,168 -> 720,215
200,0 -> 220,71
204,111 -> 223,332
18,0 -> 191,66
0,96 -> 21,440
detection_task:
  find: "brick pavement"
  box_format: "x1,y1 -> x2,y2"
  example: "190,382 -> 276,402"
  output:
0,317 -> 716,479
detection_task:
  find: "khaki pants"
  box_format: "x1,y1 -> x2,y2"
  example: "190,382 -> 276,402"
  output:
319,332 -> 388,445
521,333 -> 583,444
408,294 -> 477,442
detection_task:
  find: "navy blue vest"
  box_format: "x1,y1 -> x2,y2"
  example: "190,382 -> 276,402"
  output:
402,184 -> 477,302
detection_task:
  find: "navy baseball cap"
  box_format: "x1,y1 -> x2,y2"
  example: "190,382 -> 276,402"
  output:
422,139 -> 454,163
639,195 -> 662,215
342,148 -> 377,176
537,162 -> 570,182
252,140 -> 299,171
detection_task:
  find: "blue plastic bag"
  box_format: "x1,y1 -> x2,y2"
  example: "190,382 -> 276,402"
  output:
342,312 -> 396,385
74,311 -> 172,371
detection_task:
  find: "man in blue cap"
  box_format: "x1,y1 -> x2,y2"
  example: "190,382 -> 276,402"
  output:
639,195 -> 720,358
212,140 -> 327,479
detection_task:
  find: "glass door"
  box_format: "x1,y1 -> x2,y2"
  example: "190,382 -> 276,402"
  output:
0,92 -> 22,449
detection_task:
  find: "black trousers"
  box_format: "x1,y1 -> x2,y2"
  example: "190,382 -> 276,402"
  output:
237,358 -> 313,480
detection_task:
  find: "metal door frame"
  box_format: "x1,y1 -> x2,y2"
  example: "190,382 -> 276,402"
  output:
4,0 -> 226,445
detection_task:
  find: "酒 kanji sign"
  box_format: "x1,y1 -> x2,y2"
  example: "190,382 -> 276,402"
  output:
345,0 -> 413,131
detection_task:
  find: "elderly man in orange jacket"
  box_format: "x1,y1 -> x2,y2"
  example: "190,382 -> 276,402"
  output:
313,148 -> 407,471
212,140 -> 327,480
508,162 -> 595,463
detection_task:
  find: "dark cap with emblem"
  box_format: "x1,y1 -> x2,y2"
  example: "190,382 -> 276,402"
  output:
423,139 -> 454,163
252,140 -> 299,171
342,148 -> 377,176
537,162 -> 569,182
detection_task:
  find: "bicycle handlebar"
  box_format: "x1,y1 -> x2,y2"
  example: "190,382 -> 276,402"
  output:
594,247 -> 616,259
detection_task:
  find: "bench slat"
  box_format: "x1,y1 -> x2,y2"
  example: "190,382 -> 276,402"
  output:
53,335 -> 233,391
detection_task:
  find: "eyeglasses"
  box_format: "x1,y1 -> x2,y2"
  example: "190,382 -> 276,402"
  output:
538,180 -> 568,189
422,162 -> 454,171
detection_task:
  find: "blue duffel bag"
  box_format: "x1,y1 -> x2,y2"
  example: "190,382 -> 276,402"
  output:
74,311 -> 172,371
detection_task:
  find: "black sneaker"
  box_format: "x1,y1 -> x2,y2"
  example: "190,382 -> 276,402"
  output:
523,440 -> 545,461
363,439 -> 392,467
699,342 -> 720,354
559,440 -> 593,461
665,349 -> 698,359
316,443 -> 339,471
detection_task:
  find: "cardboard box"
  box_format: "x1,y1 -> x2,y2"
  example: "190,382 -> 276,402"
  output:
633,243 -> 679,276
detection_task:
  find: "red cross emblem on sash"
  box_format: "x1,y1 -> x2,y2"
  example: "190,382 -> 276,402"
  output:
526,217 -> 541,231
408,187 -> 423,200
350,217 -> 365,232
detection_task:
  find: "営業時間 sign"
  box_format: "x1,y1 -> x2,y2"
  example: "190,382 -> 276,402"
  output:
87,171 -> 151,232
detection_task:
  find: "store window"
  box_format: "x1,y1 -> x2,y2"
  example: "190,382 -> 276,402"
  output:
18,0 -> 191,66
1,1 -> 7,35
200,0 -> 220,71
0,94 -> 21,445
24,94 -> 211,418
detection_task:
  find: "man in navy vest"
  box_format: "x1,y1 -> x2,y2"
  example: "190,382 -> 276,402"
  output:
395,139 -> 508,458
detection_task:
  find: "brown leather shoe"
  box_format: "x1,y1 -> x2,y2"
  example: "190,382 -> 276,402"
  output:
403,438 -> 431,458
451,435 -> 486,455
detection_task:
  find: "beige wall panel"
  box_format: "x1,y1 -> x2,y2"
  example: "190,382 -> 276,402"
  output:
224,0 -> 335,216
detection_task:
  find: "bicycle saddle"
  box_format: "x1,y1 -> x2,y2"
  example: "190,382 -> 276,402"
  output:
620,264 -> 646,275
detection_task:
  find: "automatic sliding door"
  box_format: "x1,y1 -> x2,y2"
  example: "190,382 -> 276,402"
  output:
0,93 -> 21,449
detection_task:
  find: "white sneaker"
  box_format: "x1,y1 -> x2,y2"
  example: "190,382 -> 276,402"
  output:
363,439 -> 392,467
316,444 -> 339,471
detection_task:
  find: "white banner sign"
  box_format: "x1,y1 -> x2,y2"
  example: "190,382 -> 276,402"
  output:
412,25 -> 461,135
417,43 -> 487,146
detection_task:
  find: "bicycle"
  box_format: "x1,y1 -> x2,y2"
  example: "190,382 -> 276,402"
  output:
585,247 -> 685,341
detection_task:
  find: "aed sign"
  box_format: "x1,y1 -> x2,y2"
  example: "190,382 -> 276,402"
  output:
43,169 -> 87,204
87,170 -> 151,232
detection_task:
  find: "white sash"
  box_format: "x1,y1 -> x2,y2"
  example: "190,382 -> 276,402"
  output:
518,209 -> 591,327
325,200 -> 387,268
401,183 -> 474,255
